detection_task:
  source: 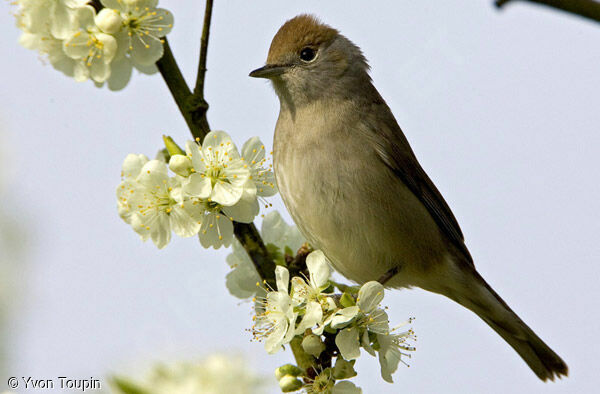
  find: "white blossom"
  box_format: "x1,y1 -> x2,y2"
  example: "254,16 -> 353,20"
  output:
13,0 -> 171,89
111,354 -> 266,394
14,0 -> 85,78
19,32 -> 78,78
101,0 -> 174,66
63,5 -> 118,83
182,131 -> 260,248
14,0 -> 87,40
117,153 -> 149,223
117,159 -> 199,249
333,281 -> 390,361
253,266 -> 298,354
185,131 -> 251,206
241,136 -> 277,198
376,321 -> 416,383
291,250 -> 335,335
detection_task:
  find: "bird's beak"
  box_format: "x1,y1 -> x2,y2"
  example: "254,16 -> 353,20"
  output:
249,64 -> 289,79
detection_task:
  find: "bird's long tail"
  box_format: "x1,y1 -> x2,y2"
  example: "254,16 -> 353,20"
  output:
437,263 -> 568,381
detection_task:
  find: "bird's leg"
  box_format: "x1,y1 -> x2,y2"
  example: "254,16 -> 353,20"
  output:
377,265 -> 400,285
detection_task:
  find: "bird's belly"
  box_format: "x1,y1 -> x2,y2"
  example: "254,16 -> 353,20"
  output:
274,142 -> 447,288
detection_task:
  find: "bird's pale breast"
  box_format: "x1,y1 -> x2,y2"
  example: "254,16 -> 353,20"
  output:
273,99 -> 448,287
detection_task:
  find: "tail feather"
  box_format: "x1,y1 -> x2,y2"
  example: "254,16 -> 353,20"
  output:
441,265 -> 568,381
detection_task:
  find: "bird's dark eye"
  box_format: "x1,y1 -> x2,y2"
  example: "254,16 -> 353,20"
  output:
299,47 -> 316,62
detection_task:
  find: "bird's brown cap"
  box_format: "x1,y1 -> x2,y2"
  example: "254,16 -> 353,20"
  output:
267,14 -> 339,64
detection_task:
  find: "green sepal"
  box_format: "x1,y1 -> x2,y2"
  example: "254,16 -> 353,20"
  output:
340,292 -> 356,308
333,357 -> 357,380
162,135 -> 185,156
275,364 -> 304,380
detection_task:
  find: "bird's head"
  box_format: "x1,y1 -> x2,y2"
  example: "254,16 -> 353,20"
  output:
250,15 -> 370,107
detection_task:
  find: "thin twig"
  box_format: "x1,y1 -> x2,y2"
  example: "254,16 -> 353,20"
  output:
378,266 -> 400,286
194,0 -> 214,98
495,0 -> 600,23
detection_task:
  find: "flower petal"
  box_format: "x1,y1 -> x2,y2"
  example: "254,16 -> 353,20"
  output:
361,329 -> 376,356
332,381 -> 362,394
149,211 -> 171,249
107,56 -> 133,91
264,322 -> 287,354
295,301 -> 323,335
202,130 -> 240,158
211,181 -> 243,206
335,327 -> 361,361
183,173 -> 211,199
330,306 -> 359,329
377,333 -> 402,383
241,136 -> 266,163
306,250 -> 331,289
121,153 -> 149,179
151,8 -> 174,37
170,205 -> 200,238
130,30 -> 164,65
275,266 -> 289,294
90,60 -> 111,83
222,187 -> 259,223
198,212 -> 233,249
357,281 -> 384,313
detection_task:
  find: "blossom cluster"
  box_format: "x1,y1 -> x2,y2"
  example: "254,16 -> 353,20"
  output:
111,354 -> 266,394
116,130 -> 276,249
252,251 -> 416,392
14,0 -> 173,90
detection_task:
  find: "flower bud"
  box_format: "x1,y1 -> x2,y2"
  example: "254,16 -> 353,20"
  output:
169,155 -> 193,177
333,357 -> 357,379
95,8 -> 123,34
275,364 -> 303,380
302,334 -> 326,358
279,375 -> 303,392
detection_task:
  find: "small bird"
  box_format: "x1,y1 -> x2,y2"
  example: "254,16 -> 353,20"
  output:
250,14 -> 567,381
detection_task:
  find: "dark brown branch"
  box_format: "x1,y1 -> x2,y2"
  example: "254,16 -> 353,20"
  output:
495,0 -> 600,23
233,222 -> 276,287
194,0 -> 214,98
156,38 -> 204,140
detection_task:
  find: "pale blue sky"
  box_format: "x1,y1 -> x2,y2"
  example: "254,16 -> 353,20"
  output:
1,1 -> 599,393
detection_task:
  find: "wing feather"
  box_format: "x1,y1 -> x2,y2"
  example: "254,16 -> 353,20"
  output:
360,98 -> 474,265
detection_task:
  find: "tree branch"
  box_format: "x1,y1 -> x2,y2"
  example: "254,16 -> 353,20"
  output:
495,0 -> 600,23
155,2 -> 277,288
155,38 -> 203,140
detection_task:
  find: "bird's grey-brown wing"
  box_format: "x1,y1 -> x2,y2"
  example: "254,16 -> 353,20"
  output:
360,99 -> 474,265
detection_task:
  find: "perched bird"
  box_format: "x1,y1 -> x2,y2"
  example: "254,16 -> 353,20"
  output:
250,14 -> 567,381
